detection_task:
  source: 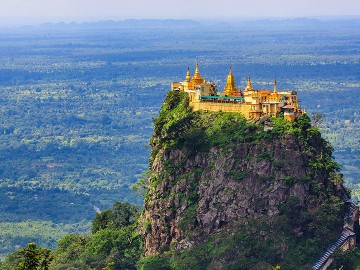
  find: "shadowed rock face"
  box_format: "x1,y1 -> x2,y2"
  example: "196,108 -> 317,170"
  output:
143,132 -> 344,256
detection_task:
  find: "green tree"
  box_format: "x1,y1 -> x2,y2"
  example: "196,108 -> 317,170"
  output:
111,202 -> 138,229
330,249 -> 360,269
92,210 -> 113,234
16,242 -> 53,270
81,229 -> 118,268
139,256 -> 171,270
77,225 -> 141,270
132,170 -> 151,196
0,250 -> 22,270
101,262 -> 114,270
330,172 -> 344,189
50,202 -> 141,270
311,112 -> 324,128
92,202 -> 139,234
54,234 -> 88,267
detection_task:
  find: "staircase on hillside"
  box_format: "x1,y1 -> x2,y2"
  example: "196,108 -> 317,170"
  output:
312,199 -> 358,270
312,230 -> 355,270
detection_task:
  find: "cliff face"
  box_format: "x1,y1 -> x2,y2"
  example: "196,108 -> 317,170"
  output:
142,91 -> 348,268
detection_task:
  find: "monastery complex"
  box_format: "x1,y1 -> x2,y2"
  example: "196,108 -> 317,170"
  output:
171,63 -> 305,122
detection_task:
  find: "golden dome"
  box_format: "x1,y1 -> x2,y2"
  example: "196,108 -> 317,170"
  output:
192,62 -> 203,85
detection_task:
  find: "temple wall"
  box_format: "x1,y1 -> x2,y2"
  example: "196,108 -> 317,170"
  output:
190,101 -> 251,118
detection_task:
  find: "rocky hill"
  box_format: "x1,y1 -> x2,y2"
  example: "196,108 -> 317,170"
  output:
0,90 -> 356,270
141,90 -> 350,269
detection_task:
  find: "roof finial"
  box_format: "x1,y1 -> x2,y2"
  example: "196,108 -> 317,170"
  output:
245,74 -> 253,91
186,67 -> 191,82
274,77 -> 277,93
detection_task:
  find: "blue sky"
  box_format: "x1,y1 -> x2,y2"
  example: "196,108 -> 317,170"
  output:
1,0 -> 360,25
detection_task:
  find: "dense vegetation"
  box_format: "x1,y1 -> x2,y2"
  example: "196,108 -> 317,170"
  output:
0,202 -> 141,270
0,19 -> 359,257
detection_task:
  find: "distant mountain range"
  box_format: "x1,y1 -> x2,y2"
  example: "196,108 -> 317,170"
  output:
203,17 -> 360,30
33,17 -> 360,31
38,19 -> 204,29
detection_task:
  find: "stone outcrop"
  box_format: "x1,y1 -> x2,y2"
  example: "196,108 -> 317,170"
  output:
143,133 -> 345,255
141,91 -> 349,267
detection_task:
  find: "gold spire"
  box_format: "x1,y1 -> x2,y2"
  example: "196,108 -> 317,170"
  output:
273,78 -> 277,93
244,75 -> 253,91
186,67 -> 191,82
295,99 -> 299,109
224,65 -> 241,97
302,106 -> 307,115
192,62 -> 203,85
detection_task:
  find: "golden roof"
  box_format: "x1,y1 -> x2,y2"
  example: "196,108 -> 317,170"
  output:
260,90 -> 271,94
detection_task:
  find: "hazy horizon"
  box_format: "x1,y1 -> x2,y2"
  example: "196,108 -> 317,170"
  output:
0,0 -> 359,27
1,15 -> 360,29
